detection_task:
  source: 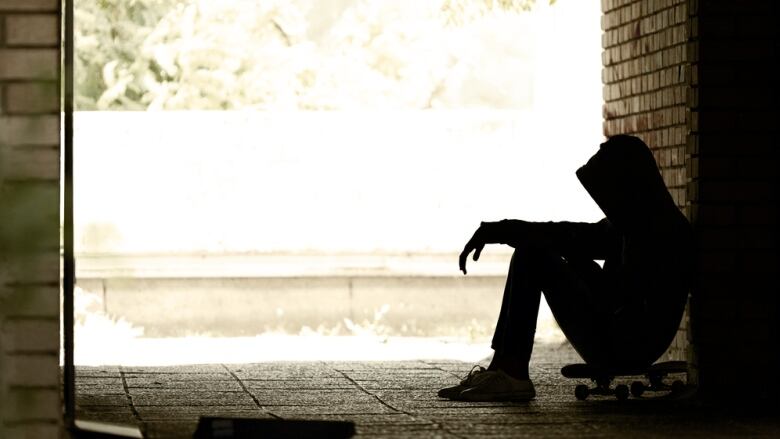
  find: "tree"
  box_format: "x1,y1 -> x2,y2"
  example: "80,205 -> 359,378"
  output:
76,0 -> 555,110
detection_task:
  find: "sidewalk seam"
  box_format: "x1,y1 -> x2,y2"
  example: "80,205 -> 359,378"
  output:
221,364 -> 283,420
335,369 -> 468,439
119,367 -> 143,425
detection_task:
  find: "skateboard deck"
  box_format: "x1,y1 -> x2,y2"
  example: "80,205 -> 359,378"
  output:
561,361 -> 687,400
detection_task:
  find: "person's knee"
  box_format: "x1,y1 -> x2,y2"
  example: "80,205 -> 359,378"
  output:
510,246 -> 560,274
507,250 -> 555,291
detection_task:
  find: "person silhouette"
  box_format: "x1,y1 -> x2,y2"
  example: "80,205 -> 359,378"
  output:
439,135 -> 694,401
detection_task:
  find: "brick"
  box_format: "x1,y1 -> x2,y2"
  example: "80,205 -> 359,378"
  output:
698,0 -> 775,14
3,424 -> 61,439
0,0 -> 58,11
0,49 -> 58,80
5,14 -> 59,46
3,387 -> 60,422
0,146 -> 60,180
736,15 -> 779,37
695,228 -> 741,250
669,187 -> 686,206
0,182 -> 59,251
0,253 -> 59,284
690,156 -> 735,178
738,205 -> 777,225
0,115 -> 59,146
740,300 -> 777,323
687,0 -> 699,15
688,313 -> 738,344
0,284 -> 59,318
690,63 -> 736,86
689,110 -> 738,133
687,31 -> 702,57
660,167 -> 683,187
2,319 -> 59,352
670,145 -> 685,165
696,180 -> 774,203
693,133 -> 776,156
694,86 -> 774,110
696,227 -> 775,250
736,157 -> 779,180
686,134 -> 698,154
604,84 -> 686,115
690,204 -> 737,226
691,296 -> 739,321
694,272 -> 770,299
696,15 -> 735,37
738,111 -> 780,132
4,82 -> 59,114
696,250 -> 737,273
698,39 -> 776,62
3,354 -> 59,386
739,251 -> 778,273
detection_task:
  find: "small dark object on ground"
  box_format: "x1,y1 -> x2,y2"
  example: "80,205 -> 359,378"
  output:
193,417 -> 355,439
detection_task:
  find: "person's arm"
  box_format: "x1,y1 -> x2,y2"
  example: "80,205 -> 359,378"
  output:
487,218 -> 616,259
459,218 -> 616,274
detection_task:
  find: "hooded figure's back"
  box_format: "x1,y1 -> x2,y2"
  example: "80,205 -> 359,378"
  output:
576,135 -> 694,365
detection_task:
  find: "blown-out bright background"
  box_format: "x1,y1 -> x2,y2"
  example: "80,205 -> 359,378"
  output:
72,0 -> 604,365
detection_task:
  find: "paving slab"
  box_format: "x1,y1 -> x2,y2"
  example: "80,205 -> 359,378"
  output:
242,378 -> 358,390
75,343 -> 780,438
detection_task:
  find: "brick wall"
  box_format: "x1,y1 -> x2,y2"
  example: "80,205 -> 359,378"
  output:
603,0 -> 780,399
686,0 -> 779,399
0,0 -> 62,437
601,0 -> 690,362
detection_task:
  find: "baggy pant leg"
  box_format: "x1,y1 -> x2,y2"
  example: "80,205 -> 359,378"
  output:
491,247 -> 613,368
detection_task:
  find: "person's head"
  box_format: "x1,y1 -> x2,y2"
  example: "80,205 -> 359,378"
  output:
576,135 -> 676,232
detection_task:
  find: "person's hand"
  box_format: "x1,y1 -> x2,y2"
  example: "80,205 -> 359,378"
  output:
459,224 -> 487,275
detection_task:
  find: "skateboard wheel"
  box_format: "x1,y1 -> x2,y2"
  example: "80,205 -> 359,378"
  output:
671,380 -> 685,394
630,381 -> 645,397
575,384 -> 589,400
615,384 -> 629,401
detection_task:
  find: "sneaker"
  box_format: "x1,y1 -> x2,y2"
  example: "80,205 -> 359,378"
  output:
437,365 -> 488,399
457,370 -> 536,401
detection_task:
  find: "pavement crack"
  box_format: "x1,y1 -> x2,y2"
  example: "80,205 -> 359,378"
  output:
335,369 -> 408,414
118,367 -> 143,424
221,364 -> 283,420
335,369 -> 468,439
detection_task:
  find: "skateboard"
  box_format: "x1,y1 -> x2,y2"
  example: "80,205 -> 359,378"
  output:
560,361 -> 687,401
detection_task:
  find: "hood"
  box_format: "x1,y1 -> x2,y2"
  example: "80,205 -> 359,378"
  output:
575,135 -> 682,234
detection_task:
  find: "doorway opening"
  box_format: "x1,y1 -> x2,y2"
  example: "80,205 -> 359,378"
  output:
71,0 -> 603,366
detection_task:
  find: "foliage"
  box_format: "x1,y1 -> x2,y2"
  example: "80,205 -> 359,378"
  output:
76,0 -> 555,110
441,0 -> 545,25
76,0 -> 180,109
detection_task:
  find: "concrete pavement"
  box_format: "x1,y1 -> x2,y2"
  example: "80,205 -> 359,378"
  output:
75,343 -> 780,438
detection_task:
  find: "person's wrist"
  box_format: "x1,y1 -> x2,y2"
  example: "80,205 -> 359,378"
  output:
479,221 -> 499,242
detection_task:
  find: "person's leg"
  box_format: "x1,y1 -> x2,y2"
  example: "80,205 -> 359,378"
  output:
489,246 -> 612,378
438,248 -> 542,399
540,255 -> 613,368
488,249 -> 541,379
441,246 -> 613,400
453,246 -> 596,401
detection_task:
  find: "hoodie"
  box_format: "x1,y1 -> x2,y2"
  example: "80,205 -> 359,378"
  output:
485,135 -> 693,361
